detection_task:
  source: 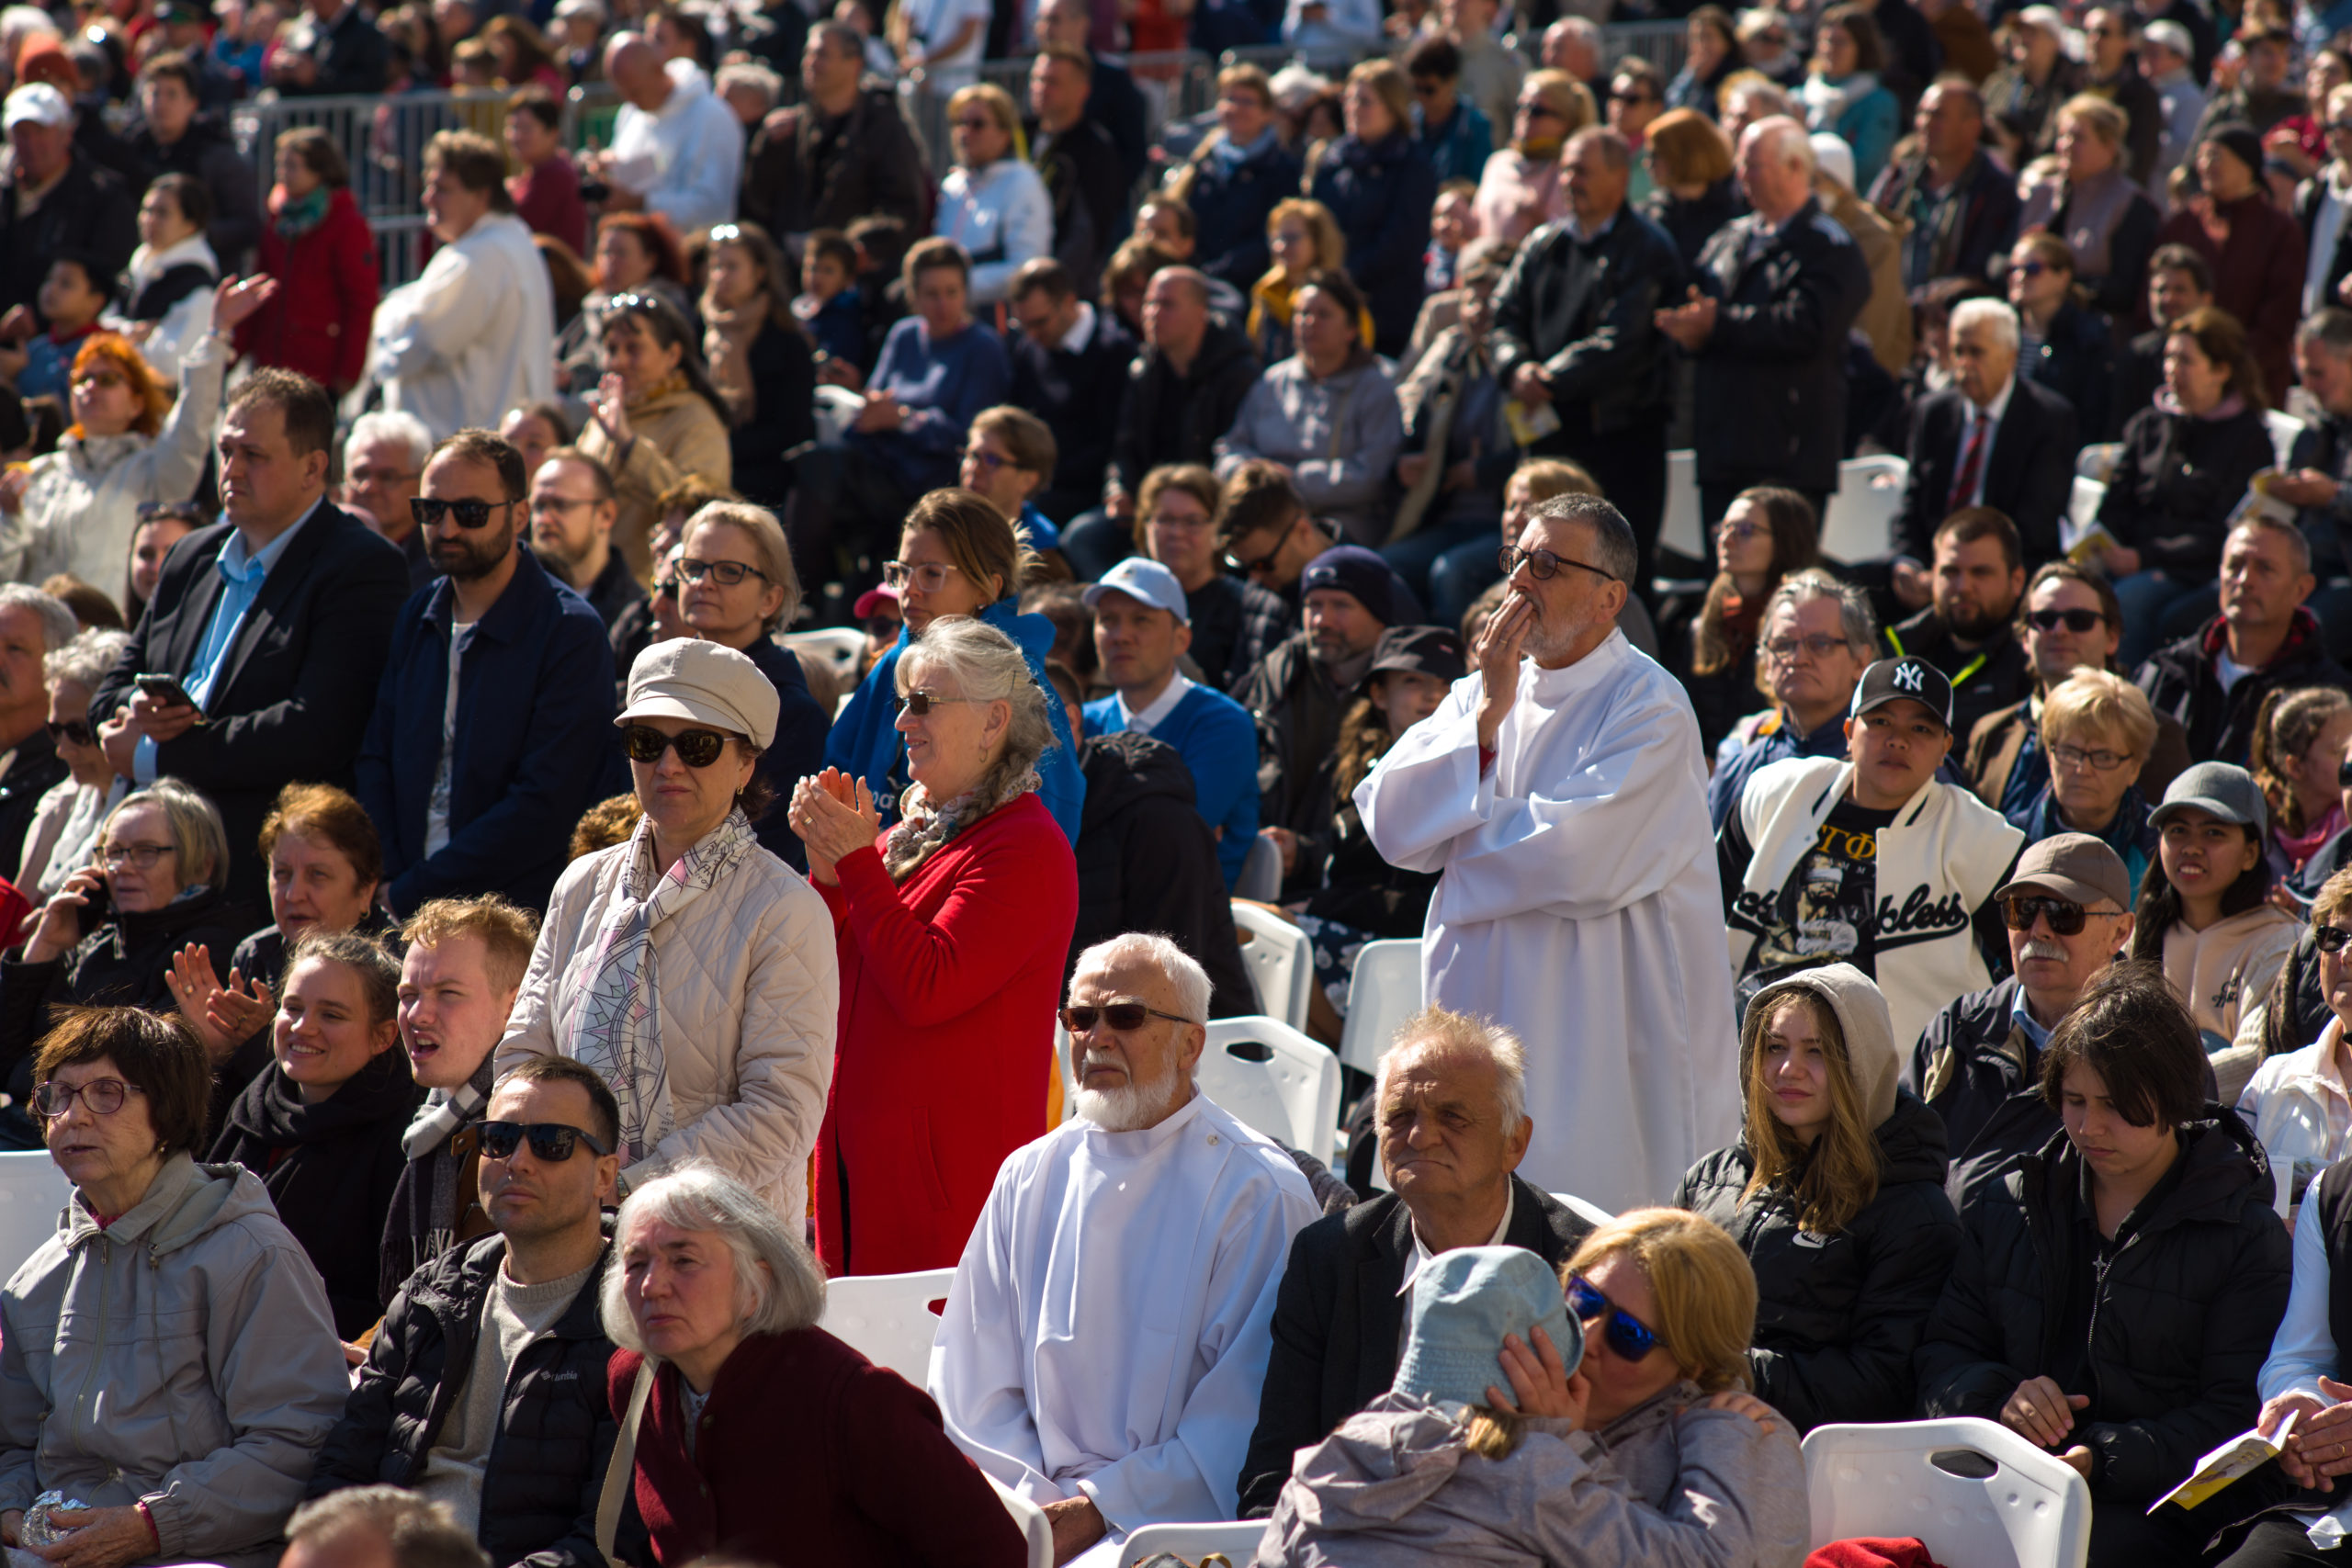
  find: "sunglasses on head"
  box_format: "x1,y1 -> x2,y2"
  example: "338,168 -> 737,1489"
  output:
44,718 -> 92,748
2026,607 -> 2106,633
2002,894 -> 2096,934
620,724 -> 732,767
411,497 -> 513,530
478,1120 -> 613,1162
1058,1000 -> 1197,1033
2318,923 -> 2352,953
1567,1273 -> 1665,1361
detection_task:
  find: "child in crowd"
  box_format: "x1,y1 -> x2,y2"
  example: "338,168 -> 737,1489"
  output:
1425,178 -> 1479,293
795,228 -> 868,378
10,257 -> 110,401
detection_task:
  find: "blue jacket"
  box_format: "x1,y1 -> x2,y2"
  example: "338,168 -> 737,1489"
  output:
356,546 -> 616,916
741,635 -> 833,874
852,317 -> 1012,491
1189,130 -> 1304,293
1083,682 -> 1258,888
823,598 -> 1084,844
1307,130 -> 1438,356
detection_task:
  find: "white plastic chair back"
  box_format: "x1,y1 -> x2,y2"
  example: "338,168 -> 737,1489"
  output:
1231,902 -> 1312,1030
1114,1520 -> 1272,1567
2066,476 -> 2106,539
1820,456 -> 1908,563
985,1476 -> 1054,1568
780,628 -> 866,693
1200,1015 -> 1342,1156
1338,939 -> 1422,1077
1233,833 -> 1283,904
2267,408 -> 2307,469
1802,1417 -> 2092,1568
0,1153 -> 67,1284
816,1267 -> 956,1386
1660,448 -> 1702,559
813,383 -> 865,443
1546,1190 -> 1616,1229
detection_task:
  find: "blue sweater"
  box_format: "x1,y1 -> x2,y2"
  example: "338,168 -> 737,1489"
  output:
853,317 -> 1012,491
823,597 -> 1085,844
1083,682 -> 1260,889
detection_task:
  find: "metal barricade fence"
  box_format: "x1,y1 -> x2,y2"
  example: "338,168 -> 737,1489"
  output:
1603,17 -> 1688,74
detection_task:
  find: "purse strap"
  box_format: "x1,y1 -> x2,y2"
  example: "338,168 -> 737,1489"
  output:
595,1359 -> 657,1564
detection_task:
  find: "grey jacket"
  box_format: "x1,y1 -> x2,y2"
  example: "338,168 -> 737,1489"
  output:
1212,348 -> 1405,547
1255,1383 -> 1810,1568
0,1153 -> 350,1568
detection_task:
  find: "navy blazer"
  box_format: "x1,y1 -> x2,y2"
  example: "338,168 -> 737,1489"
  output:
741,635 -> 831,874
355,546 -> 617,915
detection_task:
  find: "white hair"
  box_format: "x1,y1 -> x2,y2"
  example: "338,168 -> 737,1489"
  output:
1071,931 -> 1213,1025
1374,1006 -> 1530,1136
1749,115 -> 1815,170
345,410 -> 434,471
0,586 -> 78,652
716,61 -> 782,105
1951,297 -> 2022,356
44,626 -> 127,692
1069,933 -> 1213,1132
600,1164 -> 826,1354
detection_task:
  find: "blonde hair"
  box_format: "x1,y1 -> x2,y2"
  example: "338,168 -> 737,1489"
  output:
1565,1209 -> 1757,1393
400,894 -> 540,997
2058,92 -> 2129,147
2041,667 -> 2159,768
684,501 -> 800,634
1737,987 -> 1882,1234
945,82 -> 1023,160
1265,197 -> 1348,274
2252,684 -> 2352,836
1347,57 -> 1412,126
1521,67 -> 1595,143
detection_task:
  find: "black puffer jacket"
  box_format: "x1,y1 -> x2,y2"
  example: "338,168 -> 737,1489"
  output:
1915,1111 -> 2291,1506
1910,977 -> 2063,1204
1675,1089 -> 1961,1432
311,1231 -> 645,1568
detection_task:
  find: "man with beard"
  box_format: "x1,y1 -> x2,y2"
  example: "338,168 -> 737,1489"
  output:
355,430 -> 616,917
1355,494 -> 1737,1213
1884,508 -> 2034,746
525,447 -> 643,631
930,933 -> 1318,1566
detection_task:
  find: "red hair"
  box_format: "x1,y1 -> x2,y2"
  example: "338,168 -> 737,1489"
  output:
594,212 -> 687,289
68,335 -> 171,441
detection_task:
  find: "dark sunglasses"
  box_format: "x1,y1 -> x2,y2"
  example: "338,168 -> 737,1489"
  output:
2025,607 -> 2106,634
1058,1001 -> 1197,1033
1567,1273 -> 1665,1361
44,718 -> 93,748
1224,541 -> 1284,575
2002,894 -> 2091,935
2014,260 -> 2052,278
2317,923 -> 2352,953
620,724 -> 732,767
901,688 -> 978,717
2339,752 -> 2352,789
478,1120 -> 613,1162
411,497 -> 514,530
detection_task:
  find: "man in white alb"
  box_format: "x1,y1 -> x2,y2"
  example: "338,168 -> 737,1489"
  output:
1354,492 -> 1739,1213
929,933 -> 1319,1566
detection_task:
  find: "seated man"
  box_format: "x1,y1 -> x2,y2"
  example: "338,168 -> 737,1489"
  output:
340,412 -> 435,592
1234,1006 -> 1592,1517
1007,254 -> 1133,525
931,933 -> 1320,1564
1081,558 -> 1258,889
1883,507 -> 2034,746
1707,569 -> 1878,831
311,1055 -> 639,1568
526,446 -> 645,632
1210,460 -> 1327,625
1893,299 -> 2079,569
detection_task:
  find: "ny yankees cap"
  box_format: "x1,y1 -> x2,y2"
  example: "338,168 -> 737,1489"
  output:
1849,656 -> 1953,731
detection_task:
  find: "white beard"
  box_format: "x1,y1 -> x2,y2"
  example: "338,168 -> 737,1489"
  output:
1073,1063 -> 1187,1132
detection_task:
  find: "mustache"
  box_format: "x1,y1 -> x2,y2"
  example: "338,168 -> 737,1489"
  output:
2018,939 -> 2068,963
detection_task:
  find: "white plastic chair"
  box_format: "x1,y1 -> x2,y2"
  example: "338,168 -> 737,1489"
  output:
781,627 -> 866,691
986,1476 -> 1053,1568
1232,832 -> 1283,904
1660,448 -> 1702,560
0,1152 -> 67,1284
1230,902 -> 1312,1030
1546,1190 -> 1616,1228
2075,442 -> 2123,481
1114,1520 -> 1270,1567
1200,1015 -> 1342,1156
1819,455 -> 1908,563
2267,408 -> 2307,469
2065,475 -> 2106,543
1802,1417 -> 2092,1568
1337,939 -> 1421,1077
816,1267 -> 956,1386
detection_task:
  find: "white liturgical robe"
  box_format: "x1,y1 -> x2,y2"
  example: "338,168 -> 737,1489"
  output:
928,1091 -> 1319,1562
1354,629 -> 1741,1213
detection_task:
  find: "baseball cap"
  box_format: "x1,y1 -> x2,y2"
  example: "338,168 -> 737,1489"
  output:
617,638 -> 779,750
1995,832 -> 2132,911
1392,1247 -> 1583,1413
1366,625 -> 1466,686
2150,760 -> 2269,840
1849,657 -> 1953,730
3,84 -> 69,131
1081,557 -> 1190,623
2143,18 -> 2193,55
852,582 -> 900,621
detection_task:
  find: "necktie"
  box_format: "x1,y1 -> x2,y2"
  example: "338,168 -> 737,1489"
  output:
1948,409 -> 1991,511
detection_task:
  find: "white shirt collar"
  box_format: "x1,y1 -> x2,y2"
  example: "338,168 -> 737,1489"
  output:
1056,299 -> 1099,354
1967,375 -> 2016,425
1404,1181 -> 1516,1292
1117,670 -> 1193,735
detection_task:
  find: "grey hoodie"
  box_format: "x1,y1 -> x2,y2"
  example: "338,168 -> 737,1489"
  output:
0,1153 -> 351,1568
1744,963 -> 1901,1129
1254,1382 -> 1810,1567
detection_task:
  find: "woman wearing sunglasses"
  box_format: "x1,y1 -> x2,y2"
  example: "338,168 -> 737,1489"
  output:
1674,964 -> 1960,1433
575,292 -> 734,585
789,615 -> 1077,1277
2006,669 -> 2160,898
16,626 -> 130,904
497,638 -> 836,1233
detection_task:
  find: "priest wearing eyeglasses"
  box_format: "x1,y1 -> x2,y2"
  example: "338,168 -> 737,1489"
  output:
1355,492 -> 1739,1214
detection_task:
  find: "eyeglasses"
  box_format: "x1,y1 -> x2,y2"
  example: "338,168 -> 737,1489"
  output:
72,369 -> 128,391
1516,101 -> 1561,118
1566,1273 -> 1665,1361
2317,923 -> 2352,953
2049,741 -> 2132,772
883,559 -> 964,593
478,1120 -> 614,1162
1764,633 -> 1849,662
44,718 -> 93,748
2001,894 -> 2109,935
1498,545 -> 1619,583
2026,607 -> 2107,634
529,494 -> 597,515
1058,1000 -> 1199,1033
1147,509 -> 1211,530
707,223 -> 743,243
32,1077 -> 145,1119
350,465 -> 421,487
677,558 -> 769,587
951,114 -> 994,130
411,497 -> 514,530
1225,539 -> 1285,575
619,724 -> 733,767
2013,260 -> 2051,278
1716,518 -> 1761,542
1610,86 -> 1656,103
901,688 -> 978,717
963,448 -> 1011,473
99,840 -> 175,870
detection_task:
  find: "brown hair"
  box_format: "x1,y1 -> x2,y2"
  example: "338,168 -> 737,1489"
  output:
2015,559 -> 2121,643
1137,463 -> 1219,525
902,488 -> 1032,604
428,428 -> 529,502
901,234 -> 971,293
424,130 -> 514,211
595,211 -> 687,287
971,405 -> 1057,479
1934,504 -> 2022,574
539,445 -> 615,502
1645,107 -> 1735,186
1216,458 -> 1308,547
1347,57 -> 1413,128
38,575 -> 123,631
259,782 -> 385,895
2039,960 -> 2207,1128
1737,986 -> 1882,1233
286,928 -> 401,1031
1816,2 -> 1886,72
684,501 -> 801,634
401,894 -> 541,997
1264,197 -> 1348,273
33,1006 -> 212,1156
276,125 -> 350,187
496,1054 -> 621,1151
226,368 -> 337,458
569,794 -> 642,860
1692,487 -> 1817,677
2169,304 -> 2268,409
2252,685 -> 2352,836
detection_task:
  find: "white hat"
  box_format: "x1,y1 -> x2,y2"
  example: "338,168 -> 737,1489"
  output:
2143,18 -> 2193,57
1810,133 -> 1855,190
2013,5 -> 2066,39
554,0 -> 606,20
1081,557 -> 1191,623
618,639 -> 779,750
3,83 -> 69,130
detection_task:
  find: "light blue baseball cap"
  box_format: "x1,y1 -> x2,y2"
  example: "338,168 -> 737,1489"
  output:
1393,1247 -> 1583,1413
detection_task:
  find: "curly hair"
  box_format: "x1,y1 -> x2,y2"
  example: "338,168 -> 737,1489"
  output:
68,334 -> 171,440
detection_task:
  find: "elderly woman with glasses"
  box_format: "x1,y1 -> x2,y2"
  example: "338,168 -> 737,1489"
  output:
0,1007 -> 349,1568
790,614 -> 1079,1277
17,628 -> 130,904
496,639 -> 838,1227
2008,670 -> 2161,897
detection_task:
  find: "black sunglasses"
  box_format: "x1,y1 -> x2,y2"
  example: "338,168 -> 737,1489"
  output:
1567,1273 -> 1665,1361
1059,1001 -> 1198,1033
620,724 -> 732,767
2026,607 -> 2107,634
478,1120 -> 613,1162
45,718 -> 93,748
1224,541 -> 1283,575
2002,894 -> 2093,935
411,497 -> 514,530
2339,752 -> 2352,789
2318,923 -> 2352,953
901,689 -> 978,717
678,558 -> 769,587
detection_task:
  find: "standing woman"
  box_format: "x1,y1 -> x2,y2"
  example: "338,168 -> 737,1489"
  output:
791,615 -> 1079,1276
2007,231 -> 2115,444
1667,485 -> 1818,754
1667,6 -> 1739,117
576,292 -> 735,585
1801,6 -> 1901,192
1473,70 -> 1592,246
700,220 -> 815,511
2027,96 -> 2161,330
2251,687 -> 2352,880
1642,107 -> 1741,268
1674,964 -> 1960,1432
934,83 -> 1051,307
1309,60 -> 1438,357
556,212 -> 694,396
237,127 -> 376,397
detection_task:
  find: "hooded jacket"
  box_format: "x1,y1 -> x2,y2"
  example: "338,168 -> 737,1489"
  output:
2137,608 -> 2352,768
1914,1111 -> 2291,1506
1673,964 -> 1962,1432
0,1153 -> 349,1568
1109,320 -> 1261,500
1213,346 -> 1404,547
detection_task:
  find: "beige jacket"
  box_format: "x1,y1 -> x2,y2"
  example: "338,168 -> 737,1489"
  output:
577,383 -> 735,585
494,835 -> 839,1224
1818,175 -> 1913,374
2165,902 -> 2301,1051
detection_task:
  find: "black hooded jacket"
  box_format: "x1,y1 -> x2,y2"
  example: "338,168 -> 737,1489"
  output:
1915,1111 -> 2291,1505
1676,1089 -> 1961,1432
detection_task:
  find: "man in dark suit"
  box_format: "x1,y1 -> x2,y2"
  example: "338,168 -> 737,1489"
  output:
1895,298 -> 2080,568
1235,1010 -> 1594,1517
266,0 -> 390,96
94,369 -> 410,908
1008,256 -> 1135,524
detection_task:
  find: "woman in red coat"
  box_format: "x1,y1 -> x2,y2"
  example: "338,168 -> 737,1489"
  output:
793,613 -> 1080,1278
236,126 -> 378,394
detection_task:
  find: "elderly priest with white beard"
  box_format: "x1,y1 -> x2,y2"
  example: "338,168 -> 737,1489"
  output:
929,934 -> 1319,1566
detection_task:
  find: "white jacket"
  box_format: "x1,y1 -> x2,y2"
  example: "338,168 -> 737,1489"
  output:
2238,1015 -> 2352,1215
17,775 -> 126,903
102,231 -> 218,381
937,158 -> 1052,304
606,60 -> 743,237
369,210 -> 555,440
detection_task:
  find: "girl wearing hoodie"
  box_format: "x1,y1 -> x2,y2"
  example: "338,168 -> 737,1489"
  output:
1675,964 -> 1961,1432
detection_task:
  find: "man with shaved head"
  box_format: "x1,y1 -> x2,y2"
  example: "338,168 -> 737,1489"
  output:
588,30 -> 741,233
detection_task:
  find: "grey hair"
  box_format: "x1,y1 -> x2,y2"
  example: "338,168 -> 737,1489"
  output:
1550,15 -> 1600,43
600,1164 -> 827,1355
2299,307 -> 2352,356
44,626 -> 127,691
2230,511 -> 2314,576
107,776 -> 230,889
1758,567 -> 1877,661
1566,124 -> 1631,173
716,61 -> 783,106
0,586 -> 78,652
1529,493 -> 1637,584
1073,932 -> 1214,1029
1374,1006 -> 1530,1137
1950,297 -> 2022,356
345,410 -> 434,472
898,615 -> 1057,780
1748,114 -> 1815,170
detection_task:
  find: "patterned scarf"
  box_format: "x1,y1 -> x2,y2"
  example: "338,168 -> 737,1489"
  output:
271,184 -> 330,243
567,807 -> 761,1164
881,764 -> 1041,882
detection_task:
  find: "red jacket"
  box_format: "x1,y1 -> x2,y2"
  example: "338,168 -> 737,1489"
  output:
611,1330 -> 1026,1568
814,791 -> 1079,1276
239,186 -> 378,391
509,152 -> 587,258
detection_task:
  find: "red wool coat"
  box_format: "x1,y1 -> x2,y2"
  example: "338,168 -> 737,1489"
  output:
611,1330 -> 1026,1568
238,186 -> 379,392
814,791 -> 1079,1276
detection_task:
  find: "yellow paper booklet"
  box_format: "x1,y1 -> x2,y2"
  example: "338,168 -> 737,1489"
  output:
2153,1411 -> 2299,1513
